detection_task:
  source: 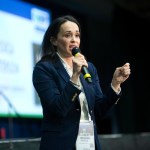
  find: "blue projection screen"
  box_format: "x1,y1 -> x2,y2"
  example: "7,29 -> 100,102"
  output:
0,0 -> 51,118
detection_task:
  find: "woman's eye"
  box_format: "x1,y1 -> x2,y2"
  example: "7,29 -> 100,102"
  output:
64,34 -> 80,38
76,34 -> 80,38
65,34 -> 71,37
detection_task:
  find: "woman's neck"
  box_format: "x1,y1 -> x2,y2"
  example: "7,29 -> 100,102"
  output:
57,51 -> 73,68
63,57 -> 73,68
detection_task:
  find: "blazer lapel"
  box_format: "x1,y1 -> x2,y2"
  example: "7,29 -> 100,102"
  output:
54,59 -> 70,83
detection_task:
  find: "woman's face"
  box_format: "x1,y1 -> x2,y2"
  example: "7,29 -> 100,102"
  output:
54,21 -> 80,58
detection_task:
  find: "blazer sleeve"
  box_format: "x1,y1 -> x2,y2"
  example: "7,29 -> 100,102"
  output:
32,61 -> 81,118
88,62 -> 121,118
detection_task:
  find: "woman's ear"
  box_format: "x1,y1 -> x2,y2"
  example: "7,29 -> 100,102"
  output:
50,37 -> 57,46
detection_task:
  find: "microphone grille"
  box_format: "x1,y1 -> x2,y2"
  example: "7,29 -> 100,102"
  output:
72,47 -> 80,56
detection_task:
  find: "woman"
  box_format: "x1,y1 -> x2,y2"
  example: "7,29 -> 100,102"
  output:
32,15 -> 130,150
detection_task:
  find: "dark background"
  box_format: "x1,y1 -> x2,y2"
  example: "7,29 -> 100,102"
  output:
0,0 -> 150,139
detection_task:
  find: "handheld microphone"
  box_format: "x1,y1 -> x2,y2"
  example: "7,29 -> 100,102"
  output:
72,47 -> 92,83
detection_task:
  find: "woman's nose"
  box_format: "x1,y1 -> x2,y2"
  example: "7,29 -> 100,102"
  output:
71,36 -> 76,42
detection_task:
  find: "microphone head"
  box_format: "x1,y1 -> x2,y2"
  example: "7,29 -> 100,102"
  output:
72,47 -> 81,56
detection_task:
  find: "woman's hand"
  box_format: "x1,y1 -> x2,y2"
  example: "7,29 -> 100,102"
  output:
71,53 -> 88,84
111,62 -> 131,92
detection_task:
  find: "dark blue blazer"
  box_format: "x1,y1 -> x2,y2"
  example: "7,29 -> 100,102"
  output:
32,55 -> 120,150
